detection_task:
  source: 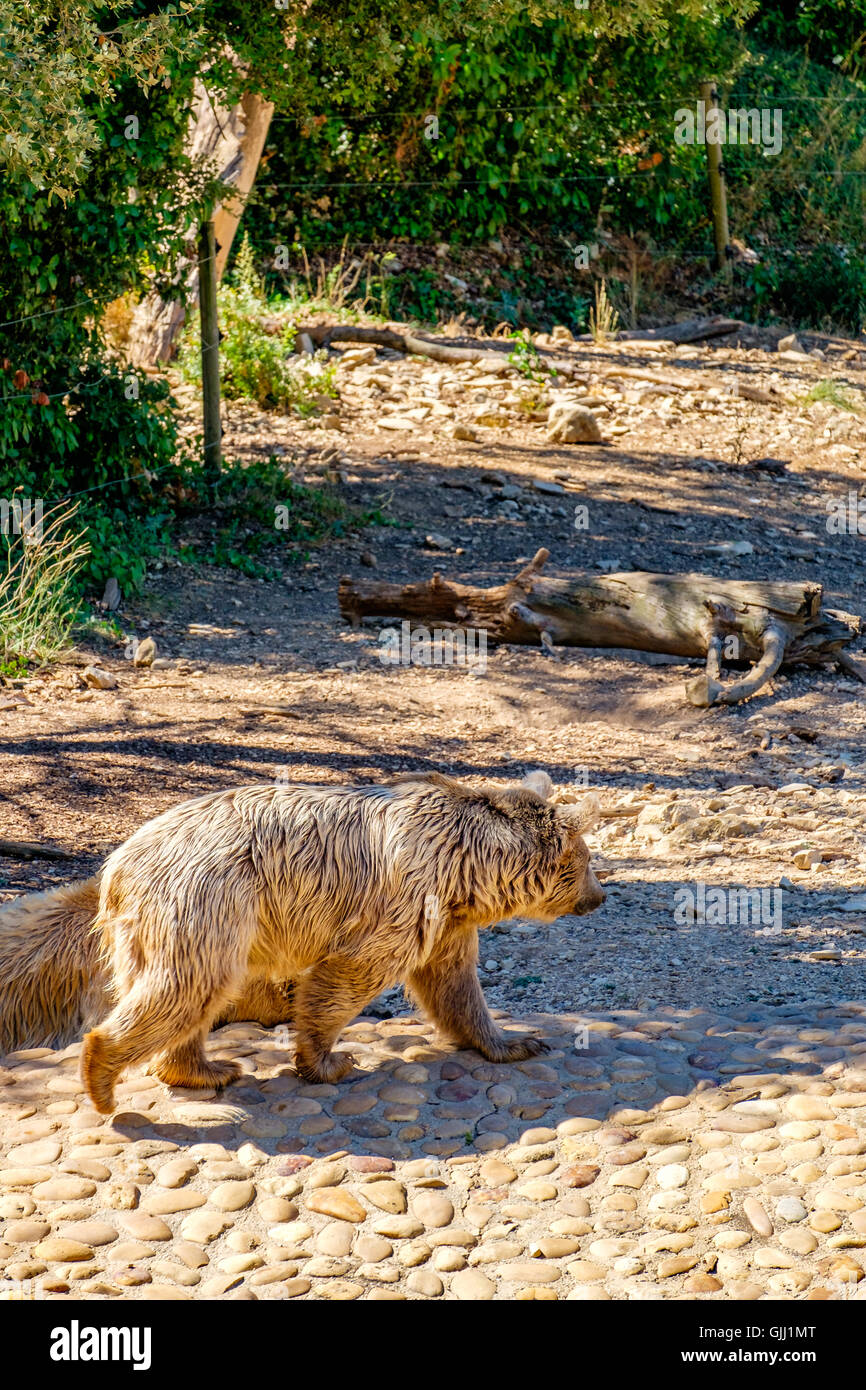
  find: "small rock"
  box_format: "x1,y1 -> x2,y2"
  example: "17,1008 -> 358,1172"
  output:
4,1219 -> 51,1243
546,403 -> 602,445
561,1164 -> 600,1189
608,1165 -> 648,1189
786,1095 -> 834,1121
306,1188 -> 367,1223
362,1181 -> 407,1215
372,1216 -> 425,1239
533,480 -> 564,495
133,637 -> 157,667
347,1156 -> 394,1174
141,1189 -> 206,1216
155,1157 -> 198,1189
657,1254 -> 699,1278
7,1140 -> 61,1166
793,849 -> 823,871
83,666 -> 117,690
450,1270 -> 495,1300
407,1270 -> 443,1297
179,1212 -> 232,1244
656,1164 -> 689,1191
776,1197 -> 807,1224
743,1197 -> 773,1236
685,1273 -> 722,1293
412,1192 -> 454,1228
101,577 -> 121,611
58,1222 -> 117,1247
339,347 -> 376,368
210,1181 -> 255,1212
33,1237 -> 93,1262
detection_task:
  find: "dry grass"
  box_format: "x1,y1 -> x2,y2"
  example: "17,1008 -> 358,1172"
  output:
589,278 -> 620,344
0,502 -> 89,670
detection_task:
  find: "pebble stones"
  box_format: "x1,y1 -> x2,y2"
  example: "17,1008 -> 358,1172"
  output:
3,1004 -> 866,1300
743,1198 -> 774,1237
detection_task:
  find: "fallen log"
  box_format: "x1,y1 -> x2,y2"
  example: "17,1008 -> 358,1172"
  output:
599,365 -> 793,407
616,316 -> 746,344
294,323 -> 488,365
0,838 -> 74,861
267,322 -> 580,377
338,549 -> 863,708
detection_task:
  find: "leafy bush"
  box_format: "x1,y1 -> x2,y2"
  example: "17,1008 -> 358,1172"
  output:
507,330 -> 548,381
741,246 -> 866,335
245,7 -> 866,337
751,2 -> 866,78
248,10 -> 741,252
0,359 -> 186,591
179,236 -> 338,413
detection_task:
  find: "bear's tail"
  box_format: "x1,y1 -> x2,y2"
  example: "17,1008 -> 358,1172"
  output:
0,876 -> 108,1053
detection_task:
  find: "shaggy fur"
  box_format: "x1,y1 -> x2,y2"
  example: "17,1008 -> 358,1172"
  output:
0,879 -> 295,1054
0,771 -> 603,1113
0,876 -> 109,1051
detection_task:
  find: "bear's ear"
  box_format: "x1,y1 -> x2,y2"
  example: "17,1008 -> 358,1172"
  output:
521,770 -> 553,801
558,792 -> 601,834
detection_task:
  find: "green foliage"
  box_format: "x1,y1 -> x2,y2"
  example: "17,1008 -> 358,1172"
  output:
245,3 -> 865,337
740,246 -> 866,335
176,454 -> 355,576
0,362 -> 184,591
507,330 -> 548,381
179,235 -> 338,412
0,0 -> 205,198
385,266 -> 448,324
750,1 -> 866,78
249,8 -> 745,250
801,378 -> 865,413
0,2 -> 222,600
722,47 -> 866,259
0,654 -> 29,678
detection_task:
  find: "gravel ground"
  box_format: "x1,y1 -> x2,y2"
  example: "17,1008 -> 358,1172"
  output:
2,324 -> 866,1301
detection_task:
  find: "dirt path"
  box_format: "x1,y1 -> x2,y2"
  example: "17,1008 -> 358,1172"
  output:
3,325 -> 865,1014
3,325 -> 866,1299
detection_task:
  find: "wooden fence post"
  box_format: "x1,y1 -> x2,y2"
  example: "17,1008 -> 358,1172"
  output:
700,80 -> 731,279
198,219 -> 222,476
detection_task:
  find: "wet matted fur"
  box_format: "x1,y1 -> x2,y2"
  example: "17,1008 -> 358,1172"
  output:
0,771 -> 604,1113
0,877 -> 294,1053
